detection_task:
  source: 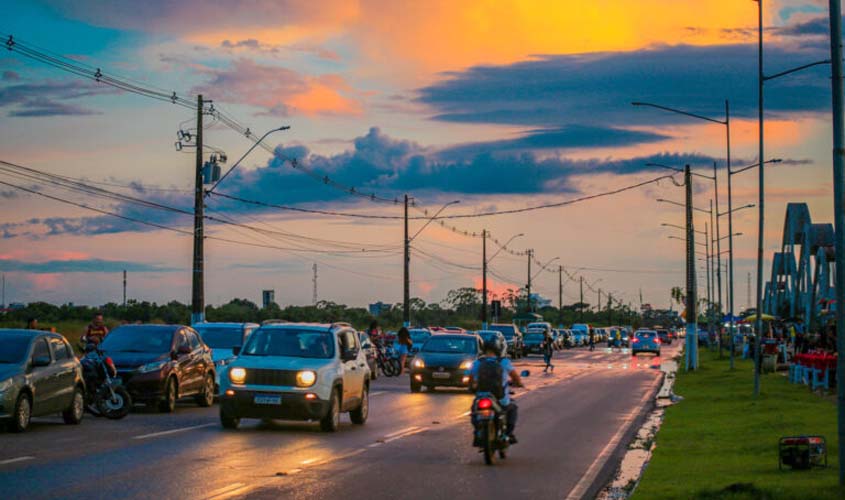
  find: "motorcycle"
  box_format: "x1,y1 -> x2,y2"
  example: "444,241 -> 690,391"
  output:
80,344 -> 132,419
470,370 -> 530,465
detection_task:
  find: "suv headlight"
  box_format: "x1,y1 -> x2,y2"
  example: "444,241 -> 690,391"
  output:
459,360 -> 473,370
296,370 -> 317,387
229,367 -> 247,384
0,377 -> 12,392
138,361 -> 167,373
412,358 -> 425,369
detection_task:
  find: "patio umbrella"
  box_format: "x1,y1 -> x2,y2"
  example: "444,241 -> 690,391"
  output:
741,313 -> 776,323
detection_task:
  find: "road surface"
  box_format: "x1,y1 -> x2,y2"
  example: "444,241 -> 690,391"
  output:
0,343 -> 676,500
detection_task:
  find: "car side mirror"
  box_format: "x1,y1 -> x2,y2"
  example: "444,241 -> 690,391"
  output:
32,356 -> 51,368
232,346 -> 241,356
520,370 -> 531,377
341,349 -> 358,362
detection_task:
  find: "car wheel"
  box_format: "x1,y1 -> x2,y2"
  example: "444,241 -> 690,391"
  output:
195,374 -> 215,407
220,410 -> 240,429
62,386 -> 84,425
410,380 -> 421,393
158,377 -> 177,413
320,388 -> 340,432
350,385 -> 368,425
9,393 -> 31,433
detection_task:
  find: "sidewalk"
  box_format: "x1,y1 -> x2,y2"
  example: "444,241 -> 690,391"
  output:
633,351 -> 841,499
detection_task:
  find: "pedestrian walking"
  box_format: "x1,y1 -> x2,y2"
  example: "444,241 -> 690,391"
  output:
396,327 -> 413,375
588,328 -> 595,351
542,330 -> 554,373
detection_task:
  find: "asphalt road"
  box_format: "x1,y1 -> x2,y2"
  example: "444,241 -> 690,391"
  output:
0,343 -> 677,500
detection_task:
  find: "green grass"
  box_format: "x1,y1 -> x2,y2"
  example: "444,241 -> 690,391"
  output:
633,350 -> 842,500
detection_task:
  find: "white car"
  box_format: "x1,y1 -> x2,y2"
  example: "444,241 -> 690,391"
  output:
218,322 -> 370,432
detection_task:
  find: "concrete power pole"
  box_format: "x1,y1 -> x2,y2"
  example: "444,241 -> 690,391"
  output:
312,263 -> 318,305
526,249 -> 533,312
685,164 -> 699,370
191,94 -> 205,325
579,276 -> 584,323
403,194 -> 410,327
123,270 -> 127,307
482,230 -> 488,329
558,266 -> 563,327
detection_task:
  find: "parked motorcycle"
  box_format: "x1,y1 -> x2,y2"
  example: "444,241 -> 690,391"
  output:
80,344 -> 132,419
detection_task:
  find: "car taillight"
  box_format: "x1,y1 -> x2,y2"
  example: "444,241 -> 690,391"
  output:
477,398 -> 493,409
632,338 -> 639,343
656,338 -> 661,344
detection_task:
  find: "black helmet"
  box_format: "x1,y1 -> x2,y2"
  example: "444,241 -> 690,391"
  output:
482,336 -> 504,356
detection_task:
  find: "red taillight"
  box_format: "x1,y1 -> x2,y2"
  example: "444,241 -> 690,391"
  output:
477,398 -> 493,409
655,338 -> 661,344
632,338 -> 639,343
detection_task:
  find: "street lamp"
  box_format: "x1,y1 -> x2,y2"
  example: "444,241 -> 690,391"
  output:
482,232 -> 524,328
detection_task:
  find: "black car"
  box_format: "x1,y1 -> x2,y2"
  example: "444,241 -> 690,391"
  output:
410,334 -> 482,392
100,325 -> 216,413
0,329 -> 85,432
655,329 -> 672,345
488,323 -> 523,358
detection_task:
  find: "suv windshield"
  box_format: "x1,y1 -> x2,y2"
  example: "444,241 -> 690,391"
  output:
637,331 -> 657,338
409,330 -> 431,343
422,337 -> 477,354
0,335 -> 31,364
101,326 -> 174,353
242,328 -> 334,358
195,326 -> 242,349
489,325 -> 516,338
524,333 -> 545,341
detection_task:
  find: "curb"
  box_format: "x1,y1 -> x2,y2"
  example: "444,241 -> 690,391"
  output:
580,371 -> 665,500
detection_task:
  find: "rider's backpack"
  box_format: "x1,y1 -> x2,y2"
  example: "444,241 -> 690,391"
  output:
476,357 -> 505,400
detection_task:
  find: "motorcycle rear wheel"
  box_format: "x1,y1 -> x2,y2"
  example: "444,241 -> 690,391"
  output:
483,420 -> 496,465
100,386 -> 132,420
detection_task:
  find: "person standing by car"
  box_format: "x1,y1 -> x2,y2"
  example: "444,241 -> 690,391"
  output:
588,328 -> 596,351
542,330 -> 554,373
367,320 -> 382,346
395,327 -> 412,375
82,312 -> 109,345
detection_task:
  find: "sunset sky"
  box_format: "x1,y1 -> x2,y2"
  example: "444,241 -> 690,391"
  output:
0,1 -> 836,311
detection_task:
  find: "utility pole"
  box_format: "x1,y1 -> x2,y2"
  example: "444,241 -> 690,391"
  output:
526,249 -> 533,312
122,269 -> 127,307
607,294 -> 613,326
705,222 -> 713,350
826,0 -> 845,485
639,288 -> 643,311
711,198 -> 722,357
685,164 -> 699,370
579,276 -> 584,323
598,289 -> 602,315
482,230 -> 488,329
747,272 -> 752,310
754,0 -> 764,397
191,94 -> 205,325
2,273 -> 5,308
558,265 -> 563,327
726,100 -> 737,370
312,263 -> 318,305
403,194 -> 410,327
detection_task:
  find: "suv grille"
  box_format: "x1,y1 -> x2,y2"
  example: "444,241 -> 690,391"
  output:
245,369 -> 298,386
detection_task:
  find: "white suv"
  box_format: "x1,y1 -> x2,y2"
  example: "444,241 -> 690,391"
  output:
218,322 -> 370,432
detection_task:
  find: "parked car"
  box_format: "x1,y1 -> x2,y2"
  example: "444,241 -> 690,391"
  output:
476,330 -> 508,357
488,323 -> 524,358
410,334 -> 482,392
522,330 -> 547,355
655,329 -> 672,346
193,322 -> 258,388
0,329 -> 85,432
219,322 -> 370,432
100,324 -> 216,413
526,322 -> 555,350
632,330 -> 661,356
359,332 -> 378,380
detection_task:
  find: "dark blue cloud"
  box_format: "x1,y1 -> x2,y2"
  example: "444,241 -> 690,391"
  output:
417,43 -> 831,127
0,258 -> 177,273
0,79 -> 114,117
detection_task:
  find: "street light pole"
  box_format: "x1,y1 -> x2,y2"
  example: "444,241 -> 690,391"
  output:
826,0 -> 845,485
713,164 -> 723,356
754,0 -> 764,397
482,229 -> 488,329
726,100 -> 737,369
705,222 -> 713,348
527,249 -> 533,313
191,95 -> 205,325
580,276 -> 585,323
558,265 -> 564,327
403,194 -> 410,327
685,164 -> 699,370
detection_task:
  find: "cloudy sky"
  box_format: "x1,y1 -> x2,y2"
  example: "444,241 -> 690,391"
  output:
0,1 -> 835,311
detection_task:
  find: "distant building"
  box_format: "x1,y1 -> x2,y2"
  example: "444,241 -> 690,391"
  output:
261,290 -> 275,309
530,293 -> 552,309
369,301 -> 391,316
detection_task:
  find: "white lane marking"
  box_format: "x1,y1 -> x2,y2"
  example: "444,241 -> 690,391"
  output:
383,427 -> 427,443
206,483 -> 245,498
287,468 -> 302,475
367,443 -> 382,448
300,458 -> 319,465
385,426 -> 419,439
370,391 -> 386,396
132,423 -> 215,440
565,377 -> 662,500
0,456 -> 34,466
207,484 -> 256,500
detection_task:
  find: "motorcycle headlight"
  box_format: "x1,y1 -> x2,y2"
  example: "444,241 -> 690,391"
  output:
229,367 -> 247,384
412,358 -> 425,369
137,361 -> 167,373
0,377 -> 12,392
296,370 -> 317,387
459,360 -> 473,370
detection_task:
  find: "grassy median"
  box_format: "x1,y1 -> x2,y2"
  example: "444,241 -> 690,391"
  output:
633,350 -> 841,500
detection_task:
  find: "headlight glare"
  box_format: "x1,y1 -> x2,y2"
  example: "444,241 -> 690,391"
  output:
296,370 -> 317,387
459,360 -> 473,370
413,358 -> 425,369
229,367 -> 247,384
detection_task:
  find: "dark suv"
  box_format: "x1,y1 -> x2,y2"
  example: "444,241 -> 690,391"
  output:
100,325 -> 216,413
655,329 -> 672,345
488,323 -> 523,358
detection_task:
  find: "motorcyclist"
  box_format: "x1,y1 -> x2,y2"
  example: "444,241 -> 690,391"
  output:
470,337 -> 524,443
82,312 -> 109,346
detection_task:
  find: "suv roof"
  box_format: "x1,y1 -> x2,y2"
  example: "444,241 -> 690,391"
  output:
258,322 -> 352,332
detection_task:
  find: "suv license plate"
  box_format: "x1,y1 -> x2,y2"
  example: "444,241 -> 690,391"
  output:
254,394 -> 282,405
432,372 -> 450,379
